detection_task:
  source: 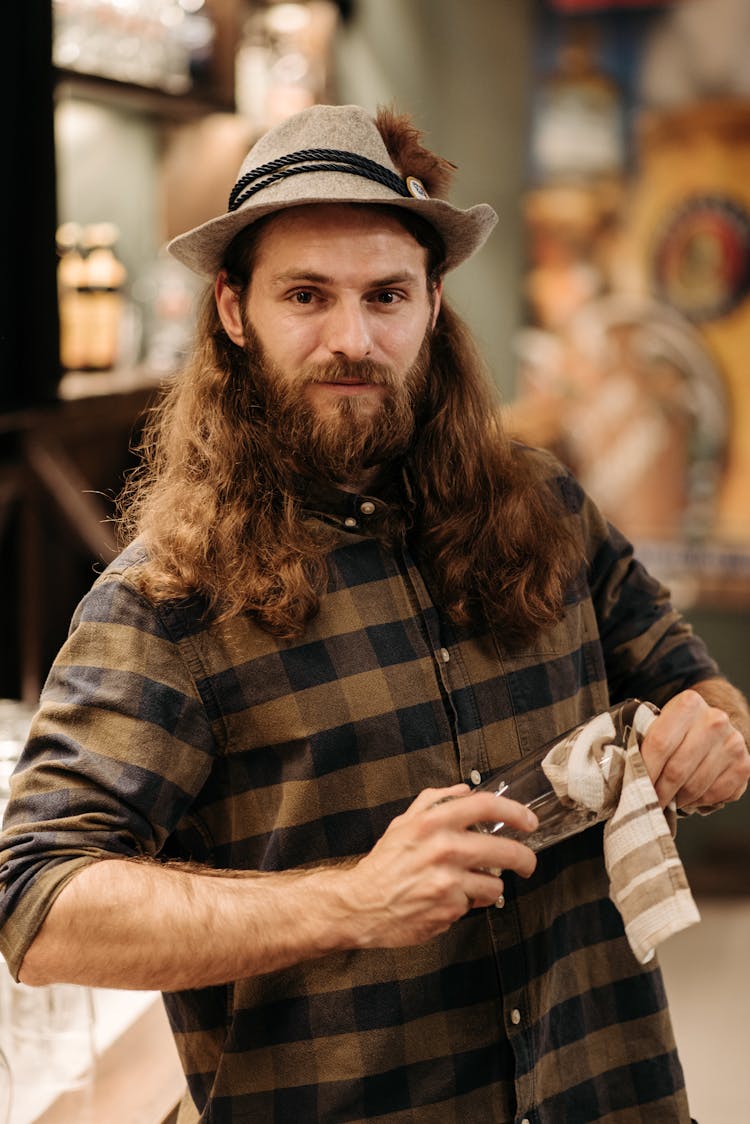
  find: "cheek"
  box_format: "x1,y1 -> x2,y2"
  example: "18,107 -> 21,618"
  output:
257,320 -> 319,370
378,317 -> 430,362
277,317 -> 322,359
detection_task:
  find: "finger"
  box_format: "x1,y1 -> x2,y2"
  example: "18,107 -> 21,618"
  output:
463,871 -> 506,909
644,693 -> 748,808
670,736 -> 738,807
403,784 -> 471,818
641,691 -> 703,787
683,775 -> 749,811
429,791 -> 538,835
642,692 -> 713,805
439,828 -> 537,880
676,726 -> 750,808
471,834 -> 537,879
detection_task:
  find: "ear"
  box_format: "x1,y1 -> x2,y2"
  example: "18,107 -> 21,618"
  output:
431,280 -> 443,328
215,272 -> 246,346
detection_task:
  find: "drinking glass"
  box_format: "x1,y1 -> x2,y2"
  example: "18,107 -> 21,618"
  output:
469,699 -> 649,854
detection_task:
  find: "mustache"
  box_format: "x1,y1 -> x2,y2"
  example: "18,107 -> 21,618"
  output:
301,358 -> 399,388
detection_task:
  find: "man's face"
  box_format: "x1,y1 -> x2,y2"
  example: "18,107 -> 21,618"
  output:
216,204 -> 442,484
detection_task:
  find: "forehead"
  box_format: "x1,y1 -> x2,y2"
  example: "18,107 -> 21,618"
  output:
251,204 -> 429,275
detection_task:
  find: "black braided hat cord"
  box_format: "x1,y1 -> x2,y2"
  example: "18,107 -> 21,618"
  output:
228,148 -> 411,212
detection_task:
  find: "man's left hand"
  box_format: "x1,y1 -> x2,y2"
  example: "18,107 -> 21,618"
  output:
641,686 -> 750,811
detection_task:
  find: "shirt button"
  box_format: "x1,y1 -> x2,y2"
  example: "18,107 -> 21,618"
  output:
510,1008 -> 521,1025
495,894 -> 505,909
359,500 -> 376,515
438,647 -> 450,663
470,769 -> 482,786
521,1118 -> 531,1124
344,517 -> 358,529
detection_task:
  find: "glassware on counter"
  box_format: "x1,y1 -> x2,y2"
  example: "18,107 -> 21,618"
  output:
0,1047 -> 10,1124
53,0 -> 216,95
8,980 -> 97,1095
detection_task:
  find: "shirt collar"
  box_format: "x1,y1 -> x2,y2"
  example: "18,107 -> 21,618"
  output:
295,468 -> 415,532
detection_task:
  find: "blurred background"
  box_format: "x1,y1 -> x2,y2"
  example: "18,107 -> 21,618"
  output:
1,1 -> 749,1120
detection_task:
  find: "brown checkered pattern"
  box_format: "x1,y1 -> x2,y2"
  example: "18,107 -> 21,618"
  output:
0,449 -> 716,1122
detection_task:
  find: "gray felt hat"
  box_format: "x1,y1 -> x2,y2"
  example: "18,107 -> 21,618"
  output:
167,103 -> 498,277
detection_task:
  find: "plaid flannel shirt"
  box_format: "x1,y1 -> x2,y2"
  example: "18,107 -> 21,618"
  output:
0,449 -> 717,1123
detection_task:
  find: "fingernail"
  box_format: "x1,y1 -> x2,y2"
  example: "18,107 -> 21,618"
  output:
526,809 -> 538,830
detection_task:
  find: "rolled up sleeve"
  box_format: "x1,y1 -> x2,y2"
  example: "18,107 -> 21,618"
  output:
0,567 -> 218,977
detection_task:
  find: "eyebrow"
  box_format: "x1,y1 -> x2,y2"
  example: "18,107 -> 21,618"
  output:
270,269 -> 423,288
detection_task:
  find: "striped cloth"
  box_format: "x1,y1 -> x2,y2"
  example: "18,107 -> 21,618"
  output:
542,699 -> 701,964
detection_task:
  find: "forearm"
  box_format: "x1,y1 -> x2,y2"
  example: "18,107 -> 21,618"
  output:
17,787 -> 539,992
19,857 -> 355,991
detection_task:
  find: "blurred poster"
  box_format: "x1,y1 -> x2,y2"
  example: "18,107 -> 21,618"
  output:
510,1 -> 750,584
513,294 -> 728,543
617,102 -> 750,544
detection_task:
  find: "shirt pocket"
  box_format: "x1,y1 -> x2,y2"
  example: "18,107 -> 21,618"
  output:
493,598 -> 610,755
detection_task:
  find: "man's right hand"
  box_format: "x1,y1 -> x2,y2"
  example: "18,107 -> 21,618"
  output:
338,784 -> 538,949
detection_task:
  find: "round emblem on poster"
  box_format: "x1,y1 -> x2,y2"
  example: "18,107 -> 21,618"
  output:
652,194 -> 750,322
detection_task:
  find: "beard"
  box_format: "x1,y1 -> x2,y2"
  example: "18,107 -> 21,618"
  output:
240,319 -> 432,486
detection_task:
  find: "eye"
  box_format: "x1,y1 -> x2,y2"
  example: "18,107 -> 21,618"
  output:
374,290 -> 401,305
291,290 -> 314,305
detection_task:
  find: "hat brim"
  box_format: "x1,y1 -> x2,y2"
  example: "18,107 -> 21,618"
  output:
168,191 -> 498,278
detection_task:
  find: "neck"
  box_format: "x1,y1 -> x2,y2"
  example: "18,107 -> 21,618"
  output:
285,456 -> 388,496
335,464 -> 384,494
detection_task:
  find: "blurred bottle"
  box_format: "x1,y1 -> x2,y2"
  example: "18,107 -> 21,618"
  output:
57,223 -> 127,371
531,22 -> 625,187
80,223 -> 128,370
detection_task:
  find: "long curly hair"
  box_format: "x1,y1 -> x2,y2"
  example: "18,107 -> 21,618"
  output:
119,110 -> 581,641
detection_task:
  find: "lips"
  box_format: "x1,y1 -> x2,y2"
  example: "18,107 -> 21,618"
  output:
314,380 -> 384,395
305,360 -> 395,390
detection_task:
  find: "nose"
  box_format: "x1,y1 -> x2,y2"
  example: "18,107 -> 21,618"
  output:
323,299 -> 372,361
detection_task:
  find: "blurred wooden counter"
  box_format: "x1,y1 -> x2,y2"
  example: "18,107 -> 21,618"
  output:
32,995 -> 185,1124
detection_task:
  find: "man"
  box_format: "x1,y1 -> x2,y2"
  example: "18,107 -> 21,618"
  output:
1,104 -> 748,1123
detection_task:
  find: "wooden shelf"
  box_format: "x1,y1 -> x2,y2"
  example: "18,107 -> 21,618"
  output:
54,68 -> 235,122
